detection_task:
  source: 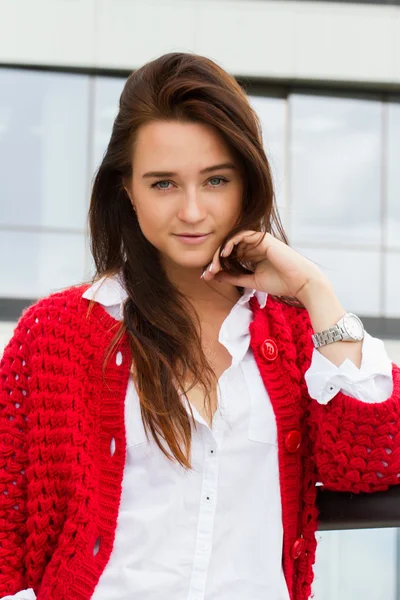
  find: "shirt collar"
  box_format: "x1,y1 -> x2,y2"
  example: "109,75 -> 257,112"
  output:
83,273 -> 267,311
238,288 -> 267,310
82,272 -> 129,306
82,273 -> 267,366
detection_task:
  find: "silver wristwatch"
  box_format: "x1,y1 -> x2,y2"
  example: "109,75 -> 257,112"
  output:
311,312 -> 365,349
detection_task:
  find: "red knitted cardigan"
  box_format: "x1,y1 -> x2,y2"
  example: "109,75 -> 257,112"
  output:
1,284 -> 400,600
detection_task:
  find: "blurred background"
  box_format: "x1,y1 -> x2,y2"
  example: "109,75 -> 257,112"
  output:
0,0 -> 399,598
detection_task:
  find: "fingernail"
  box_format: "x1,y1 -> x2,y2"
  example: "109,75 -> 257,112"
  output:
200,268 -> 206,279
208,263 -> 213,273
220,248 -> 225,257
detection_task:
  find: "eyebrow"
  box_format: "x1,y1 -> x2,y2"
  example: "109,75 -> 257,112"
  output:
142,162 -> 237,179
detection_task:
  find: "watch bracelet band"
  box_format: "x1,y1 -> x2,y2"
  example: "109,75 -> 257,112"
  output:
312,324 -> 346,348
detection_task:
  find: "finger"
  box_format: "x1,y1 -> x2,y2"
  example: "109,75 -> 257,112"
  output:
207,232 -> 259,278
221,231 -> 264,258
202,244 -> 224,281
219,239 -> 237,259
223,238 -> 268,266
203,231 -> 266,281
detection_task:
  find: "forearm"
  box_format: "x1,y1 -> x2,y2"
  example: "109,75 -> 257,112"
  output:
290,285 -> 400,494
297,278 -> 362,369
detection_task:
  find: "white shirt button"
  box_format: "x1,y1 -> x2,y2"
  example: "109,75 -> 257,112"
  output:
322,384 -> 338,401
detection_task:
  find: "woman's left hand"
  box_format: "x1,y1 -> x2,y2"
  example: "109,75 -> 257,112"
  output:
202,230 -> 329,299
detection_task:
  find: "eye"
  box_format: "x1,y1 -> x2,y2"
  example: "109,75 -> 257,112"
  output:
208,176 -> 229,187
151,180 -> 172,191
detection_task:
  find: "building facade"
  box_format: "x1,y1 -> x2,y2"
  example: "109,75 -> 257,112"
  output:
1,1 -> 400,598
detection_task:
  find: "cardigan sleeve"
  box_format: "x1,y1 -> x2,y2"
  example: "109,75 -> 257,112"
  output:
0,307 -> 35,595
293,307 -> 400,494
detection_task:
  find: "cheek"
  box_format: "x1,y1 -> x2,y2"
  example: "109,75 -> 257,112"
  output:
216,187 -> 242,223
136,200 -> 172,240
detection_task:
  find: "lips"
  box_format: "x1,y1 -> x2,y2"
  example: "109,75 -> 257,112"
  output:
173,233 -> 211,245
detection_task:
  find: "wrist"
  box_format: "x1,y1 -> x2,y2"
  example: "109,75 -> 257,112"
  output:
297,278 -> 346,334
297,277 -> 333,306
297,278 -> 363,369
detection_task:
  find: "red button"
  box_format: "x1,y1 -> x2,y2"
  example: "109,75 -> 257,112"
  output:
260,338 -> 278,361
291,537 -> 305,560
285,430 -> 301,453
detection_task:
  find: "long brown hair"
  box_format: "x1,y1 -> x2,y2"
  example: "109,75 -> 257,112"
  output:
88,52 -> 303,469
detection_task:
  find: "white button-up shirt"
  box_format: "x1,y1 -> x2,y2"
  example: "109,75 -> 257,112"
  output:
6,274 -> 393,600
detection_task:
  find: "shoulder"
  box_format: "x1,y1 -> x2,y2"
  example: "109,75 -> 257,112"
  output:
254,294 -> 313,336
11,283 -> 92,347
252,295 -> 314,368
0,284 -> 89,391
268,296 -> 315,372
275,298 -> 313,338
26,282 -> 90,313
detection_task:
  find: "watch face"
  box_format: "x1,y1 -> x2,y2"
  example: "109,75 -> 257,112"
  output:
343,314 -> 364,340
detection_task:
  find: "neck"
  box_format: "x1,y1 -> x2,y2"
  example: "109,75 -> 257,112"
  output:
163,261 -> 242,313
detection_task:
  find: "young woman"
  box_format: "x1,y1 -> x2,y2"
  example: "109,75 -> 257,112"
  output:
0,52 -> 398,600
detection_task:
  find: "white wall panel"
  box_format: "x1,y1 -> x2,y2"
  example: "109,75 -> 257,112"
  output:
95,0 -> 196,70
194,1 -> 295,78
1,0 -> 400,85
293,2 -> 398,83
0,0 -> 96,67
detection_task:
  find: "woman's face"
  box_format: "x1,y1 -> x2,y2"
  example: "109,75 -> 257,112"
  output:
124,120 -> 244,272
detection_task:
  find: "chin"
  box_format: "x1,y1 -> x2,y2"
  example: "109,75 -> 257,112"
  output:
165,251 -> 212,270
176,256 -> 210,269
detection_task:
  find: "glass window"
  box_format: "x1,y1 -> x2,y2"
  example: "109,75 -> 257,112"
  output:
313,528 -> 397,600
0,230 -> 86,298
0,68 -> 90,230
384,251 -> 400,318
84,76 -> 127,282
290,93 -> 382,247
387,99 -> 400,249
249,95 -> 287,228
293,246 -> 381,316
91,76 -> 126,175
83,234 -> 96,282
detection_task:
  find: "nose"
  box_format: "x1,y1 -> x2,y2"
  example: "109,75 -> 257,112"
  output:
177,187 -> 207,223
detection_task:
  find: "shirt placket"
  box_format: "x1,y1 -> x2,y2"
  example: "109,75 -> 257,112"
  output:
187,382 -> 227,600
